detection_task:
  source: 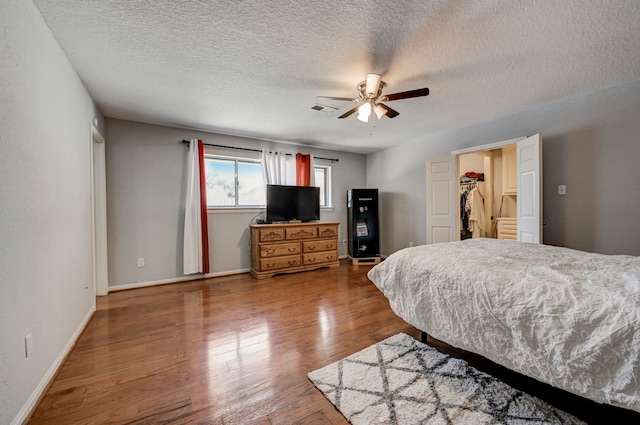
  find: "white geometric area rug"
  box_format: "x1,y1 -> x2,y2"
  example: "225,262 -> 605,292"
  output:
308,333 -> 585,425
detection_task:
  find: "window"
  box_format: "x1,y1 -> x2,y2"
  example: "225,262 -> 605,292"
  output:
315,165 -> 332,207
205,155 -> 331,209
205,157 -> 265,207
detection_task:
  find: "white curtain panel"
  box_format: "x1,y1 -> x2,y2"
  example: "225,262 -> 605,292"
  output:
183,139 -> 204,274
261,149 -> 296,185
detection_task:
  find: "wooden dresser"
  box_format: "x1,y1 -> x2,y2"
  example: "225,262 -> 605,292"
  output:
250,221 -> 340,279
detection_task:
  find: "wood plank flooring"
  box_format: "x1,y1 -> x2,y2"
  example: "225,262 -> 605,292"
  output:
27,262 -> 416,424
26,260 -> 640,424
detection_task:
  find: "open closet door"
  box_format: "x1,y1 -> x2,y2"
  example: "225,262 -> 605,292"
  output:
426,156 -> 456,244
517,134 -> 542,243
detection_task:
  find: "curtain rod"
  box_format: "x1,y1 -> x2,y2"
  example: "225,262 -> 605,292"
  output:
181,140 -> 339,162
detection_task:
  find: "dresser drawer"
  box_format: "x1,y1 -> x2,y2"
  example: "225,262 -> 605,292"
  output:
260,242 -> 300,258
258,227 -> 285,242
497,219 -> 517,240
498,220 -> 517,233
302,239 -> 337,253
286,227 -> 317,240
317,225 -> 338,238
260,255 -> 301,271
303,251 -> 338,265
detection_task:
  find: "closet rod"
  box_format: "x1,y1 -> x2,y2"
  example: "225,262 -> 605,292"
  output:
180,140 -> 339,162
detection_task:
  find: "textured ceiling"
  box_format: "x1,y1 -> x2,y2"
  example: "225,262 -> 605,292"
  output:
32,0 -> 640,154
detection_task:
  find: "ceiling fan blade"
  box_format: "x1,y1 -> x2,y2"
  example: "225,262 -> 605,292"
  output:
380,104 -> 400,118
383,87 -> 430,102
316,96 -> 357,102
338,105 -> 360,119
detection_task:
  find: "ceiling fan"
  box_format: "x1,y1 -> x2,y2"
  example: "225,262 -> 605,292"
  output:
315,73 -> 429,122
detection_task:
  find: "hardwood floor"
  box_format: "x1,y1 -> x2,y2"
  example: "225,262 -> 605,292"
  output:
27,261 -> 417,424
26,260 -> 640,425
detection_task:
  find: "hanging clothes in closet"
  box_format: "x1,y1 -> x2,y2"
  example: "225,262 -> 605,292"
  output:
465,185 -> 485,238
460,184 -> 473,239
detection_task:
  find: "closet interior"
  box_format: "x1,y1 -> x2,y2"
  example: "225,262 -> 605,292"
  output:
457,145 -> 517,241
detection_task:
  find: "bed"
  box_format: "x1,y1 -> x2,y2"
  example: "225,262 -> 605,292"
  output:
367,238 -> 640,413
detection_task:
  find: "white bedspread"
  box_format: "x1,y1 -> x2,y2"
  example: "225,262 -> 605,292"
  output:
367,239 -> 640,412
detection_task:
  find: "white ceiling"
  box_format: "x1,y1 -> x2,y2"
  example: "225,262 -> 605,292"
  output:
33,0 -> 640,154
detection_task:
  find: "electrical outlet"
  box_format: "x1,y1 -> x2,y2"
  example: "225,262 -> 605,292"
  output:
557,185 -> 566,195
25,333 -> 33,357
137,258 -> 145,267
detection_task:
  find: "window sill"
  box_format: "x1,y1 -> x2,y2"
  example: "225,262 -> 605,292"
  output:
208,206 -> 334,214
208,207 -> 264,214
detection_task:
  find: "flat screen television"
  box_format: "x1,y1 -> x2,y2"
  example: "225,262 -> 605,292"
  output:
266,184 -> 320,223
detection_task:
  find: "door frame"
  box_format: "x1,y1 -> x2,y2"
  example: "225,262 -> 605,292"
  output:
450,136 -> 526,156
90,123 -> 109,296
427,135 -> 543,244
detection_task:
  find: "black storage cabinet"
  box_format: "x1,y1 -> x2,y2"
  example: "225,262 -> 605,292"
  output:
347,189 -> 380,258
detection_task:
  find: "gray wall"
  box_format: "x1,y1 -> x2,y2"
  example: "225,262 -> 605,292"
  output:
367,79 -> 640,256
3,4 -> 637,422
0,0 -> 104,423
105,119 -> 366,288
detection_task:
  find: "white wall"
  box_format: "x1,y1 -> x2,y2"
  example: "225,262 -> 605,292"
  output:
105,119 -> 366,288
367,79 -> 640,256
0,0 -> 104,423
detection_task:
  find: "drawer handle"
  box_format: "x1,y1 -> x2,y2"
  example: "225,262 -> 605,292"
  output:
308,246 -> 316,251
308,256 -> 316,262
288,248 -> 297,252
288,260 -> 297,265
266,249 -> 275,255
266,263 -> 275,268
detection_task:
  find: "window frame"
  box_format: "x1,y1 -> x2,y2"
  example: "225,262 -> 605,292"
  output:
204,154 -> 265,209
315,164 -> 332,208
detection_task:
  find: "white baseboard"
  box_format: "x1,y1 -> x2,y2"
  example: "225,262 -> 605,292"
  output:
108,259 -> 382,292
207,268 -> 251,278
108,268 -> 252,292
12,305 -> 96,425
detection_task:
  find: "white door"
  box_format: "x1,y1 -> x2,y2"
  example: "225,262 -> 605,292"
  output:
516,134 -> 542,243
426,156 -> 456,244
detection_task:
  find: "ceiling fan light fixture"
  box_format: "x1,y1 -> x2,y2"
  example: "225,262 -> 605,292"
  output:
316,73 -> 429,121
373,104 -> 387,119
357,102 -> 371,122
365,73 -> 382,97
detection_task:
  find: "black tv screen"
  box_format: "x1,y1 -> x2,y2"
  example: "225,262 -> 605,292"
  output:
266,185 -> 320,223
